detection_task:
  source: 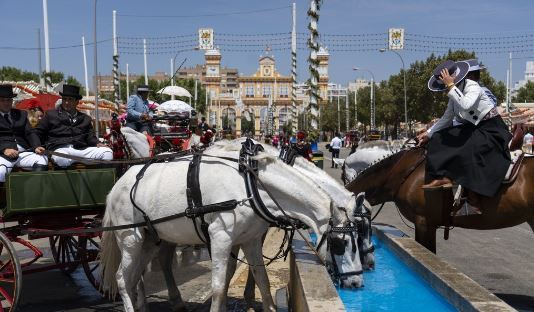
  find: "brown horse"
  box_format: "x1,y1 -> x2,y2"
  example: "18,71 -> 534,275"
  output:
345,147 -> 534,252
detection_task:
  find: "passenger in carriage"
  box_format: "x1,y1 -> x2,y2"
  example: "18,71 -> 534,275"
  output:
417,60 -> 511,197
125,85 -> 153,135
0,84 -> 48,182
35,84 -> 113,167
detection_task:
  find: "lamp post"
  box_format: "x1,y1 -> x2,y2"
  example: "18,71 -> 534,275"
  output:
379,48 -> 408,136
353,67 -> 375,130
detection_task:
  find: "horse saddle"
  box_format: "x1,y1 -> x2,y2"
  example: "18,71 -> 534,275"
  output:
503,150 -> 525,184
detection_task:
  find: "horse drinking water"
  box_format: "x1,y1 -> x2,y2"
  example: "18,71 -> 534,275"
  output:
100,139 -> 363,312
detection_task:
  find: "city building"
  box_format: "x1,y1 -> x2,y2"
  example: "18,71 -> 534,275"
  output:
512,61 -> 534,96
348,78 -> 370,93
203,47 -> 330,136
95,71 -> 169,93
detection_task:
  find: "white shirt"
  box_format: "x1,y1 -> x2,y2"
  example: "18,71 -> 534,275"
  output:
330,137 -> 342,149
428,79 -> 495,137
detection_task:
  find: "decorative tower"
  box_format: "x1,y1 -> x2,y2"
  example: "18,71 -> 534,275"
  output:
317,47 -> 329,103
308,0 -> 322,131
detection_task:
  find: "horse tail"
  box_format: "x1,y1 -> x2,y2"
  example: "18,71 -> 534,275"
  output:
100,195 -> 121,299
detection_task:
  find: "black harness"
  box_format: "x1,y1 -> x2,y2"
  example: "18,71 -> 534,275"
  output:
279,144 -> 366,282
186,153 -> 213,254
240,140 -> 307,230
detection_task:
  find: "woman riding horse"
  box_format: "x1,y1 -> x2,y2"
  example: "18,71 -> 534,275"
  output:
417,60 -> 511,198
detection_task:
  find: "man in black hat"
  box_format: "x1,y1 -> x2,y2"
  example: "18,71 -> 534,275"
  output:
0,84 -> 48,182
35,84 -> 112,167
125,85 -> 153,134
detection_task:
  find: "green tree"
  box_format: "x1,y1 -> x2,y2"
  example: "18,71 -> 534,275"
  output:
513,81 -> 534,103
0,66 -> 39,82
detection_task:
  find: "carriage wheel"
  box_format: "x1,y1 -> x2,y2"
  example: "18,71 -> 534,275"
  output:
49,236 -> 80,274
0,231 -> 22,312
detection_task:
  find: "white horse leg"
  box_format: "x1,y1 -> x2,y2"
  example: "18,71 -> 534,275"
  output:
158,242 -> 186,311
116,233 -> 158,312
209,233 -> 233,312
240,239 -> 276,312
244,231 -> 267,309
223,246 -> 240,297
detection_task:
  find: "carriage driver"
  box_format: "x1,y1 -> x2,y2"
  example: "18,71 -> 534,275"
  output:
35,84 -> 113,167
0,84 -> 48,182
125,85 -> 153,135
417,60 -> 511,198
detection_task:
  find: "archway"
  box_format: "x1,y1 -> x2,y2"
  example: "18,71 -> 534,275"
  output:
241,108 -> 255,136
222,107 -> 236,133
278,106 -> 290,133
259,107 -> 269,135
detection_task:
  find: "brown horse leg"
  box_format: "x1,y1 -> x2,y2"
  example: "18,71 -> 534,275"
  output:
414,214 -> 437,253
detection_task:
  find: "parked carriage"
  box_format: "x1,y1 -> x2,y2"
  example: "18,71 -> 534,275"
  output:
0,165 -> 116,311
0,107 -> 201,311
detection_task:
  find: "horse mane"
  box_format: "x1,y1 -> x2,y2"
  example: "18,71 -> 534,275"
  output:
358,140 -> 390,150
350,149 -> 408,184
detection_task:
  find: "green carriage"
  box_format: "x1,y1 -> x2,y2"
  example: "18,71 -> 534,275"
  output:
0,167 -> 117,311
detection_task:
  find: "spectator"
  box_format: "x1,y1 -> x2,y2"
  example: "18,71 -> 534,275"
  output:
330,132 -> 342,168
125,85 -> 153,134
0,84 -> 48,182
35,84 -> 113,167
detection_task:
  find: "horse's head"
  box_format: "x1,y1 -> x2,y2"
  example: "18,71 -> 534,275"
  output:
322,200 -> 364,288
353,194 -> 375,270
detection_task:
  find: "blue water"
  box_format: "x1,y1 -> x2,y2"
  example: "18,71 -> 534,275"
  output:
309,234 -> 457,312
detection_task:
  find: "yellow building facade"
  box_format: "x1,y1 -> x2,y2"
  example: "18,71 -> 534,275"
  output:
204,48 -> 329,137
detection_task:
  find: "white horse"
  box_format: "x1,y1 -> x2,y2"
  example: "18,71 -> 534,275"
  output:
120,126 -> 204,159
100,145 -> 363,312
341,140 -> 405,184
150,140 -> 368,311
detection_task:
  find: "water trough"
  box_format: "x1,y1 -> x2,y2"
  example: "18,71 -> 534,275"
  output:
285,224 -> 516,312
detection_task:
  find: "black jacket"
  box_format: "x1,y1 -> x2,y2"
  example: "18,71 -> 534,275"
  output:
0,109 -> 41,160
35,108 -> 98,151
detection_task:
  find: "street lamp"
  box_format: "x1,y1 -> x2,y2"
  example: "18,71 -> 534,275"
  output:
379,48 -> 408,136
353,67 -> 376,130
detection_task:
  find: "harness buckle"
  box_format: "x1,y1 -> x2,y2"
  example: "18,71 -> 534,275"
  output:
185,207 -> 196,218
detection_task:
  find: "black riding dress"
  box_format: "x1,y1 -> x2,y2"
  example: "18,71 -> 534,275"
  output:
425,86 -> 511,197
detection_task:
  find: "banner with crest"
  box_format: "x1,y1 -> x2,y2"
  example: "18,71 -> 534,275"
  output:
389,28 -> 404,50
198,28 -> 214,50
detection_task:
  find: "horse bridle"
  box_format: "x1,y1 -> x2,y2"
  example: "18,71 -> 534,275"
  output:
315,219 -> 364,283
354,206 -> 375,259
280,144 -> 368,280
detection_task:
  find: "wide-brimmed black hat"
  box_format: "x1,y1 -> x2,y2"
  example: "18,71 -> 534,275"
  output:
0,84 -> 16,98
463,59 -> 486,72
59,84 -> 82,99
427,60 -> 470,92
137,85 -> 150,92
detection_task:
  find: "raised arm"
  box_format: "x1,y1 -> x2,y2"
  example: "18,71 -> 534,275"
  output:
447,81 -> 482,111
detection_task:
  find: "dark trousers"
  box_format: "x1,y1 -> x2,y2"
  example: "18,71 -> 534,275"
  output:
331,149 -> 340,168
125,121 -> 152,134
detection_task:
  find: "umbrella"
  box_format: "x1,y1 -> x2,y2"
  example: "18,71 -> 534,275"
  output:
16,94 -> 61,111
157,100 -> 193,114
158,86 -> 192,98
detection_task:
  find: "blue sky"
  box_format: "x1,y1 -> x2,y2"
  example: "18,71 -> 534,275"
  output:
1,0 -> 534,88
